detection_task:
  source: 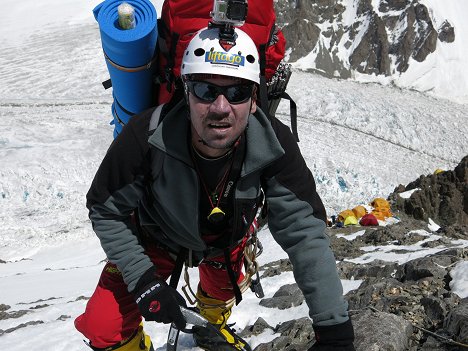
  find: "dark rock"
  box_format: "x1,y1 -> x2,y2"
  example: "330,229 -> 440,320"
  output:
260,259 -> 293,278
281,19 -> 321,62
347,278 -> 407,312
444,299 -> 468,344
0,320 -> 44,336
379,0 -> 408,12
253,317 -> 314,351
0,309 -> 30,320
352,310 -> 413,351
30,304 -> 50,309
274,0 -> 453,78
421,296 -> 447,327
350,13 -> 391,76
362,219 -> 426,245
432,247 -> 468,260
419,335 -> 450,350
390,156 -> 468,226
412,4 -> 438,62
403,256 -> 452,281
438,20 -> 455,43
240,317 -> 273,337
0,304 -> 10,312
337,259 -> 402,281
57,315 -> 71,321
329,235 -> 364,260
74,295 -> 90,301
436,225 -> 468,240
259,284 -> 305,310
420,237 -> 453,248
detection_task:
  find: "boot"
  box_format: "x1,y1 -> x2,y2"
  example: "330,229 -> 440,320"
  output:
192,323 -> 252,351
87,324 -> 153,351
193,287 -> 252,351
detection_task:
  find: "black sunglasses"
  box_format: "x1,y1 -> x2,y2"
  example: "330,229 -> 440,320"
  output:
185,80 -> 254,104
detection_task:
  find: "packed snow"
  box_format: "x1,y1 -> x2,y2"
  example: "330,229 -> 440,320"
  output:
0,0 -> 467,350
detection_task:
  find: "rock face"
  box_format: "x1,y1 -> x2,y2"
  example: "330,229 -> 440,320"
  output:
353,310 -> 414,350
274,0 -> 456,78
389,155 -> 468,226
241,156 -> 468,351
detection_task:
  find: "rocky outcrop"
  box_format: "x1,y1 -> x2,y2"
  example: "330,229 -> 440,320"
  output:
246,246 -> 467,350
274,0 -> 455,78
240,158 -> 468,350
390,155 -> 468,226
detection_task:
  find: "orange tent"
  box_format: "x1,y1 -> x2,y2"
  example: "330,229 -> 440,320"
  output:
370,197 -> 392,219
338,209 -> 355,223
352,205 -> 367,219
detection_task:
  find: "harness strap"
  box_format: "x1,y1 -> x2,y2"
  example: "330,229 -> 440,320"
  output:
169,248 -> 188,289
223,248 -> 243,305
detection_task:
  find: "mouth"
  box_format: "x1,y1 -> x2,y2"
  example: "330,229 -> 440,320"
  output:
208,122 -> 231,130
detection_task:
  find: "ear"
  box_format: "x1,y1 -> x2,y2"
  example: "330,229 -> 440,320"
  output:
250,85 -> 258,113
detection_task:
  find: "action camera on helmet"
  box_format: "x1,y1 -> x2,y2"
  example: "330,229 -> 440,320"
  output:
210,0 -> 248,27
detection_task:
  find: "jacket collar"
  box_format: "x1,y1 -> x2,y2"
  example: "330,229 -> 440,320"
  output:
148,102 -> 285,176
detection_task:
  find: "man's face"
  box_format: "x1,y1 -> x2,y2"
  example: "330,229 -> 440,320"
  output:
187,75 -> 257,158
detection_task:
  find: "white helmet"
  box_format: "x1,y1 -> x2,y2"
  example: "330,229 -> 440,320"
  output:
181,27 -> 260,84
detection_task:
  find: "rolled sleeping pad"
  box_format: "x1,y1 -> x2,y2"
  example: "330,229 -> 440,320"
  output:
93,0 -> 158,136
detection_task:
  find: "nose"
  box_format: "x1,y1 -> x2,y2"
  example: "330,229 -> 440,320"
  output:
210,93 -> 231,114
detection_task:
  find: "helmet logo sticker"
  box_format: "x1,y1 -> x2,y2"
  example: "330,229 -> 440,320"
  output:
219,39 -> 236,52
205,51 -> 245,67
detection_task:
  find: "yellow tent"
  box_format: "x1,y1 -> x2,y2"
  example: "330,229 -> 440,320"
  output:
344,215 -> 358,226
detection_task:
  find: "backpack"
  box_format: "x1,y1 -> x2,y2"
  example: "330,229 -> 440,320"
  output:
156,0 -> 299,140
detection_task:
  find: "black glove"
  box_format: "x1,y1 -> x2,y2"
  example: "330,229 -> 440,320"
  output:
133,266 -> 187,329
308,318 -> 355,351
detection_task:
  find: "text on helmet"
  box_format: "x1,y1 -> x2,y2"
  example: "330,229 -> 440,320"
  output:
205,51 -> 245,66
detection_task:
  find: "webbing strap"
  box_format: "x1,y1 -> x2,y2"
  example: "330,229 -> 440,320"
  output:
169,247 -> 188,289
102,79 -> 112,90
223,249 -> 242,305
281,92 -> 299,142
115,97 -> 136,117
216,133 -> 246,213
112,103 -> 125,127
103,51 -> 157,73
258,43 -> 270,118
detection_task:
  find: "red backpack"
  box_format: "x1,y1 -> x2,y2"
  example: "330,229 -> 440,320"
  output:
157,0 -> 285,99
156,0 -> 298,140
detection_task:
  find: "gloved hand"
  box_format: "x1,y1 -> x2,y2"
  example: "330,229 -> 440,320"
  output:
308,318 -> 355,351
133,266 -> 187,329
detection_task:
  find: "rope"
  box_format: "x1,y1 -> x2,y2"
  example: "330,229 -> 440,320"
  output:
181,231 -> 261,310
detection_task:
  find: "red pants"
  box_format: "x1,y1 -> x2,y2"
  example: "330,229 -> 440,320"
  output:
75,240 -> 247,349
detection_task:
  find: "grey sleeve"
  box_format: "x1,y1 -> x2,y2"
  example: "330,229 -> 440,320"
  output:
265,177 -> 349,326
89,175 -> 153,292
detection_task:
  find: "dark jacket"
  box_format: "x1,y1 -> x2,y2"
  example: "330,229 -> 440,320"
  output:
87,102 -> 349,326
